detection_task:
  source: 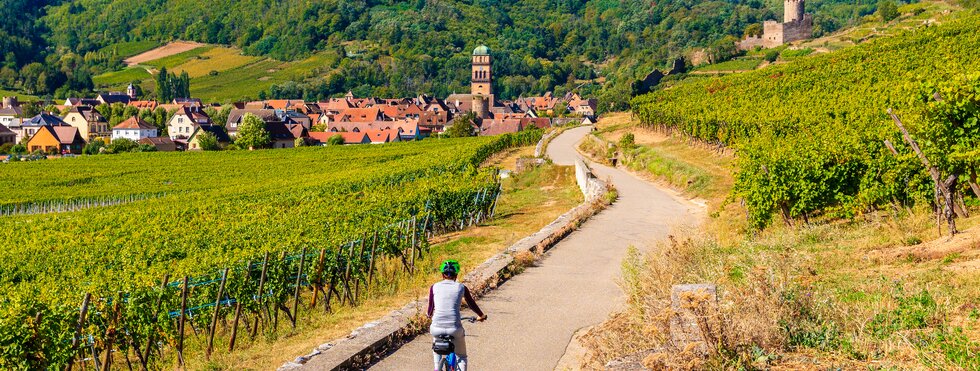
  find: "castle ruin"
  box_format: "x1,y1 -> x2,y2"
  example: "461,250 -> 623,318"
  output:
738,0 -> 813,50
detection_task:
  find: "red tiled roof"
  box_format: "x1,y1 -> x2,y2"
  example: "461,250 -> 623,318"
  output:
338,107 -> 383,122
113,116 -> 155,130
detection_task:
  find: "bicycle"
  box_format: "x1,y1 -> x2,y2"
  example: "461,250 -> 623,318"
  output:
432,316 -> 478,371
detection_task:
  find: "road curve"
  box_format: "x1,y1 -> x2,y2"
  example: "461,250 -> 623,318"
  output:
368,126 -> 701,370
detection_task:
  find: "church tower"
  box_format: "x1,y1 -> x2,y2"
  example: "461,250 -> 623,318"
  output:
471,45 -> 492,96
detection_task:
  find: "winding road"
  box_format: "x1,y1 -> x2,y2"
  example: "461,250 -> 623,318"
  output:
369,126 -> 701,370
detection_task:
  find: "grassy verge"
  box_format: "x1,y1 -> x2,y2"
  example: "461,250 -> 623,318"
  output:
579,113 -> 980,369
178,149 -> 582,370
0,89 -> 38,101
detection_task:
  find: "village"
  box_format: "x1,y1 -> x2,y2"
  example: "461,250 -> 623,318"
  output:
0,46 -> 596,156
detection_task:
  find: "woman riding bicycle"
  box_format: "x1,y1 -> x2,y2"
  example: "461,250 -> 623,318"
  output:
427,260 -> 487,371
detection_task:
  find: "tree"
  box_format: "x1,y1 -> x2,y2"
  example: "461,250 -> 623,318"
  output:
235,113 -> 270,150
107,138 -> 139,153
196,131 -> 220,151
878,1 -> 899,22
744,24 -> 763,38
156,66 -> 169,101
82,139 -> 105,155
444,112 -> 476,138
328,134 -> 345,145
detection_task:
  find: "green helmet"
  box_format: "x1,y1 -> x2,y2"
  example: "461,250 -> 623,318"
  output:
440,259 -> 460,275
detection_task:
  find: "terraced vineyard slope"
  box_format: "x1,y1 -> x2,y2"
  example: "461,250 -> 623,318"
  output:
632,13 -> 980,227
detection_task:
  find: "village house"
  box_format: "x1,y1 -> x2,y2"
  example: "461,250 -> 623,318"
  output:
0,125 -> 16,146
479,119 -> 524,136
167,106 -> 212,140
21,114 -> 69,143
139,137 -> 177,151
0,106 -> 25,141
96,92 -> 132,105
364,129 -> 400,144
185,125 -> 231,151
27,125 -> 85,154
225,109 -> 281,138
112,117 -> 158,141
308,131 -> 372,145
63,106 -> 109,140
266,122 -> 308,149
63,97 -> 100,108
128,100 -> 159,110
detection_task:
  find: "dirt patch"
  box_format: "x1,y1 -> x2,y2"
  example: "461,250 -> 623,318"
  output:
870,225 -> 980,268
125,41 -> 206,66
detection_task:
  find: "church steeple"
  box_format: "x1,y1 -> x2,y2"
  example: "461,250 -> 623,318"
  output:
471,45 -> 492,96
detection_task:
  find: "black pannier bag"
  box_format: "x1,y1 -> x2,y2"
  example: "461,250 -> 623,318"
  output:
432,335 -> 454,355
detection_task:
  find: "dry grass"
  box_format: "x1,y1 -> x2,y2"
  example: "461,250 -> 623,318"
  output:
580,113 -> 980,370
170,47 -> 261,78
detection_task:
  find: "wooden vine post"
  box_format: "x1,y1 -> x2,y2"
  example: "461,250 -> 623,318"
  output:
355,237 -> 365,302
100,292 -> 124,371
66,293 -> 91,371
291,248 -> 307,329
888,108 -> 959,235
311,249 -> 326,308
252,253 -> 270,338
229,262 -> 248,353
367,231 -> 378,286
324,248 -> 338,313
177,276 -> 190,367
341,242 -> 354,305
206,268 -> 229,359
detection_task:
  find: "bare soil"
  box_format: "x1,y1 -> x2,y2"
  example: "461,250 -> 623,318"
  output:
124,41 -> 207,66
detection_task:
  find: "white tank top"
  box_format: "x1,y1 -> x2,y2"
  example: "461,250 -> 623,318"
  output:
431,280 -> 465,329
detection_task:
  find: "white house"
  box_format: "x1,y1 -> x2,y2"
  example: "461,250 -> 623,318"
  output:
112,117 -> 157,141
167,106 -> 212,140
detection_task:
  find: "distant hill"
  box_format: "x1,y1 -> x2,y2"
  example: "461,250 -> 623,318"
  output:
1,0 -> 895,105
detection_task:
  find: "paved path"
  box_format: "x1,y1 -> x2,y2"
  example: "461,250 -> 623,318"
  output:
370,126 -> 701,370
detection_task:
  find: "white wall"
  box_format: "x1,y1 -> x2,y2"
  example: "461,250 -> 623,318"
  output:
112,128 -> 157,141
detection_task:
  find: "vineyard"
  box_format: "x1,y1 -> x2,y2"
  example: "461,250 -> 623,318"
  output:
0,130 -> 542,369
632,14 -> 980,228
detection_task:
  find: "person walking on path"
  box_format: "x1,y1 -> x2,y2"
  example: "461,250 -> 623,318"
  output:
427,260 -> 487,371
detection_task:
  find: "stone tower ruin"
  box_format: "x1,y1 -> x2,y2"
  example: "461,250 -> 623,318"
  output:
737,0 -> 813,50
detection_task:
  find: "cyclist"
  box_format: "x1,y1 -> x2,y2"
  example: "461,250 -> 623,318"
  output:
427,260 -> 487,371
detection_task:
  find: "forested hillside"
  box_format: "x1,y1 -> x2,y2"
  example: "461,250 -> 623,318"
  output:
2,0 -> 886,104
632,12 -> 980,227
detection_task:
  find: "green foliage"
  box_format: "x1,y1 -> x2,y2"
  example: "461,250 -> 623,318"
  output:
618,132 -> 636,151
444,112 -> 476,138
632,16 -> 980,228
327,134 -> 345,146
82,139 -> 104,155
878,1 -> 900,22
154,67 -> 190,102
235,113 -> 271,149
909,74 -> 980,187
195,131 -> 220,151
106,138 -> 139,153
869,287 -> 938,339
10,143 -> 26,155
